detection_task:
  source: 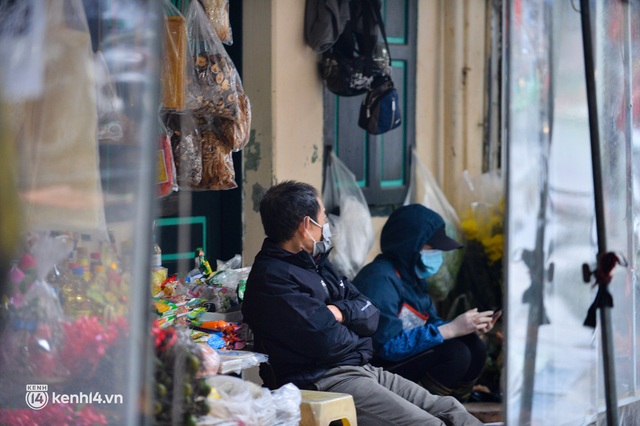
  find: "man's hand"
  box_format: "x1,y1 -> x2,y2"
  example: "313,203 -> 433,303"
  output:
327,304 -> 344,323
438,308 -> 495,339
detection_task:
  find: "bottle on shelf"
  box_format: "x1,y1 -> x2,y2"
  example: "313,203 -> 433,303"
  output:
152,221 -> 162,269
150,221 -> 168,296
195,247 -> 214,283
62,267 -> 92,318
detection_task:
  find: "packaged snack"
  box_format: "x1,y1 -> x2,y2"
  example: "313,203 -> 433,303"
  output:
161,2 -> 187,110
157,132 -> 178,197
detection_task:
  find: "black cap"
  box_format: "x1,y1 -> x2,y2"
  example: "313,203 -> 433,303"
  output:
426,225 -> 463,251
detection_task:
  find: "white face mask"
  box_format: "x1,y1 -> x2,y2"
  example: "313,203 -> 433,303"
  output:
306,217 -> 333,256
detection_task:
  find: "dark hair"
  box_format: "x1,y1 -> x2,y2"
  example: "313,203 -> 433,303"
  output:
260,181 -> 320,243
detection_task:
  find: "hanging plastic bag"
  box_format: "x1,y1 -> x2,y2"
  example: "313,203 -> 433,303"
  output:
323,151 -> 374,280
9,0 -> 106,234
198,0 -> 233,45
210,79 -> 252,152
162,111 -> 203,188
403,149 -> 464,301
185,0 -> 240,122
180,1 -> 244,191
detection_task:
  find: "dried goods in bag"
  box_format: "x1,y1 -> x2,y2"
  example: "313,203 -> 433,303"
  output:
172,0 -> 249,191
212,89 -> 251,152
196,128 -> 237,190
163,111 -> 203,189
175,133 -> 203,187
185,1 -> 239,122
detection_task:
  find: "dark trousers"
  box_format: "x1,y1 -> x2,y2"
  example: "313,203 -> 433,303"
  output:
372,333 -> 487,399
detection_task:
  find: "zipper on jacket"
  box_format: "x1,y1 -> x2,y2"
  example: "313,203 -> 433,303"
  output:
320,279 -> 330,299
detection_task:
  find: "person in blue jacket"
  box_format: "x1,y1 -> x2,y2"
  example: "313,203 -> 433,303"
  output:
242,181 -> 483,425
353,204 -> 501,402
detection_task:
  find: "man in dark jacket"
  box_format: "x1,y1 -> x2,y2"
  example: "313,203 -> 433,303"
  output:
242,181 -> 482,425
353,204 -> 501,402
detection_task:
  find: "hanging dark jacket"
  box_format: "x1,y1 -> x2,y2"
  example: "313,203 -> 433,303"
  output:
353,204 -> 447,362
304,0 -> 351,53
242,238 -> 380,388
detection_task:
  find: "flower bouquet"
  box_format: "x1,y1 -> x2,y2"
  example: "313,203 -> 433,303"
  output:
449,170 -> 504,315
447,170 -> 504,397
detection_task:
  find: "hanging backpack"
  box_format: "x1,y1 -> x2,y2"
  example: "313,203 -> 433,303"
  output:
319,0 -> 386,97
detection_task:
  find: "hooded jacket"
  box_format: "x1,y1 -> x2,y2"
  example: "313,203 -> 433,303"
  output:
242,238 -> 380,388
353,204 -> 447,362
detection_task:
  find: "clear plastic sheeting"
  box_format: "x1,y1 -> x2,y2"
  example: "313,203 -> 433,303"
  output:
7,0 -> 104,233
0,1 -> 162,424
323,151 -> 374,280
506,0 -> 640,424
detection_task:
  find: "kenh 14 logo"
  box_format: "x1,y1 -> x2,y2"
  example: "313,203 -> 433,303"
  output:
25,384 -> 49,410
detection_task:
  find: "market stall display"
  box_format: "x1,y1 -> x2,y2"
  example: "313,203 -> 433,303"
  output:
150,247 -> 306,424
0,0 -> 302,424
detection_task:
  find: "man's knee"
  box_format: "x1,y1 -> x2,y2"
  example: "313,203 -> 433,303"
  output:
432,394 -> 475,417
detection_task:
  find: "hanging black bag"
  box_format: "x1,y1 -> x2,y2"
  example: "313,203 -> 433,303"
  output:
319,0 -> 383,96
357,1 -> 401,134
358,74 -> 401,134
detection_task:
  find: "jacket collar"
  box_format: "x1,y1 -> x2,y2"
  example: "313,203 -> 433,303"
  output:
260,238 -> 331,269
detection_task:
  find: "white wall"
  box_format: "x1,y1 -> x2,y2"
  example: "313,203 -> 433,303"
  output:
242,0 -> 324,263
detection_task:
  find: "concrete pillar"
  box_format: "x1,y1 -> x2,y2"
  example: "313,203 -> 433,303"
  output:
242,0 -> 324,263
